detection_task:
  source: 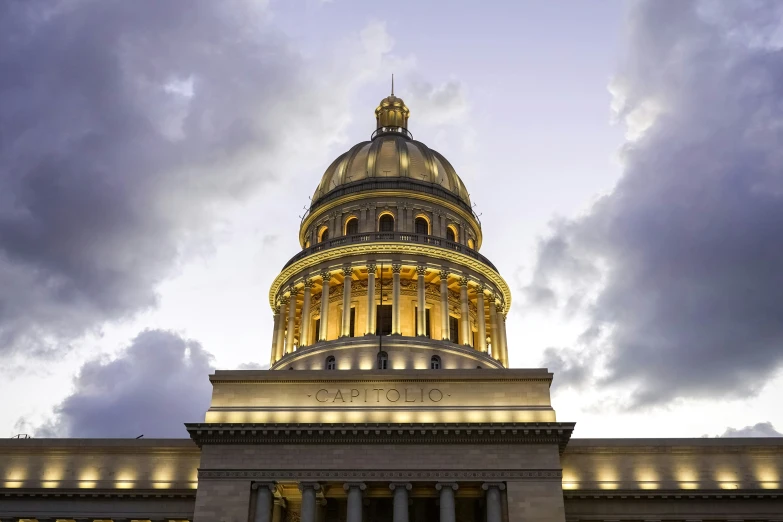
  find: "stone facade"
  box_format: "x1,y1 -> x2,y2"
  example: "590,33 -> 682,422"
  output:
2,94 -> 781,522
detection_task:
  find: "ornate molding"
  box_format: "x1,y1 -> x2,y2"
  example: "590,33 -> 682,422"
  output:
187,422 -> 574,452
199,469 -> 562,482
391,263 -> 402,274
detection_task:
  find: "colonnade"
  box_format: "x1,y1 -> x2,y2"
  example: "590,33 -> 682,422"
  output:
271,263 -> 509,367
253,481 -> 506,522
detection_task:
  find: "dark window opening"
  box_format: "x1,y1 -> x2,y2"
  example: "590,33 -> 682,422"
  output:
414,307 -> 431,337
379,214 -> 395,232
449,316 -> 459,344
446,227 -> 456,242
345,218 -> 358,235
349,307 -> 355,337
415,217 -> 429,235
319,228 -> 329,242
314,318 -> 321,341
431,355 -> 441,369
325,356 -> 336,370
378,351 -> 388,370
376,305 -> 392,336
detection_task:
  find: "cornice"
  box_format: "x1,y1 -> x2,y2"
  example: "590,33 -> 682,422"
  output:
199,469 -> 562,482
269,243 -> 511,311
301,190 -> 483,249
186,422 -> 574,453
563,489 -> 782,500
0,487 -> 196,498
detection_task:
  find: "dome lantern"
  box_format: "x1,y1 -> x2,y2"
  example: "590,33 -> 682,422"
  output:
373,75 -> 411,139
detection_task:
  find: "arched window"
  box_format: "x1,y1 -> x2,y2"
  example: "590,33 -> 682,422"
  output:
467,238 -> 475,249
345,217 -> 358,235
325,355 -> 336,370
377,351 -> 389,370
319,227 -> 329,242
415,217 -> 429,235
379,214 -> 395,232
446,226 -> 456,242
430,355 -> 441,370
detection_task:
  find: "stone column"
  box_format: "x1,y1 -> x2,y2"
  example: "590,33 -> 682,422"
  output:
276,297 -> 288,359
458,277 -> 470,346
489,295 -> 500,360
319,271 -> 331,341
436,483 -> 458,522
499,304 -> 509,367
252,482 -> 275,522
270,304 -> 282,365
416,265 -> 427,336
341,266 -> 353,337
300,279 -> 313,347
439,270 -> 450,340
272,498 -> 285,522
482,483 -> 505,522
344,482 -> 366,522
476,283 -> 487,352
391,263 -> 402,335
286,286 -> 297,353
389,482 -> 411,522
299,482 -> 321,522
366,263 -> 376,335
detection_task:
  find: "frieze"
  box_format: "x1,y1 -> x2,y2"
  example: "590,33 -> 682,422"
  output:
198,469 -> 563,481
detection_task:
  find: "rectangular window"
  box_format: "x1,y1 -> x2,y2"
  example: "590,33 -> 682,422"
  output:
349,307 -> 356,337
376,304 -> 392,336
449,316 -> 459,344
314,318 -> 320,341
414,307 -> 431,337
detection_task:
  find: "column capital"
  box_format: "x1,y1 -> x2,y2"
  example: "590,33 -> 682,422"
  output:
320,270 -> 332,281
481,482 -> 506,491
299,481 -> 322,492
416,265 -> 428,276
435,482 -> 459,491
280,295 -> 290,305
303,278 -> 314,289
391,263 -> 402,274
389,481 -> 413,490
343,265 -> 354,277
273,304 -> 281,315
343,482 -> 367,491
288,284 -> 298,296
458,276 -> 469,287
439,269 -> 450,280
476,281 -> 486,292
252,481 -> 277,491
366,262 -> 377,272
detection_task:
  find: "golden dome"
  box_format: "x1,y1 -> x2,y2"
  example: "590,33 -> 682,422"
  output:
375,94 -> 410,129
312,93 -> 471,207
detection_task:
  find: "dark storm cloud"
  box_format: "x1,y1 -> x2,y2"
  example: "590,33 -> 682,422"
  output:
0,0 -> 317,357
719,422 -> 782,438
36,330 -> 213,437
526,0 -> 783,407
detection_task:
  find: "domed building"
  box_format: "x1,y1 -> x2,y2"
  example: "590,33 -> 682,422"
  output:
268,92 -> 510,373
1,93 -> 781,522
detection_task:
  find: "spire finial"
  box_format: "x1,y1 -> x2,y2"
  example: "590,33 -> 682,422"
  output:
391,74 -> 394,96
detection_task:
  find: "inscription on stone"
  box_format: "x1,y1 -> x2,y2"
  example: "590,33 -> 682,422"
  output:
313,387 -> 444,403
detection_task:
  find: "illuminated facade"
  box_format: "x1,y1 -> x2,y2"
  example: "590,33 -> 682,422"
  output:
1,94 -> 782,522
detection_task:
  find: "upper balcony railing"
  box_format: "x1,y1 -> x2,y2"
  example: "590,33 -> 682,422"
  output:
306,178 -> 481,227
283,231 -> 498,271
370,126 -> 413,140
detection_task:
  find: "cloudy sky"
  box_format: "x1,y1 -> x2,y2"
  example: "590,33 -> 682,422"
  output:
1,0 -> 782,439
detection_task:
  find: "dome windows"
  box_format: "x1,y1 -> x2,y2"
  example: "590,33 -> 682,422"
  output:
430,355 -> 441,370
318,226 -> 329,243
325,355 -> 336,370
345,217 -> 359,235
377,351 -> 389,370
467,238 -> 475,249
446,226 -> 457,242
415,216 -> 429,235
379,213 -> 395,232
